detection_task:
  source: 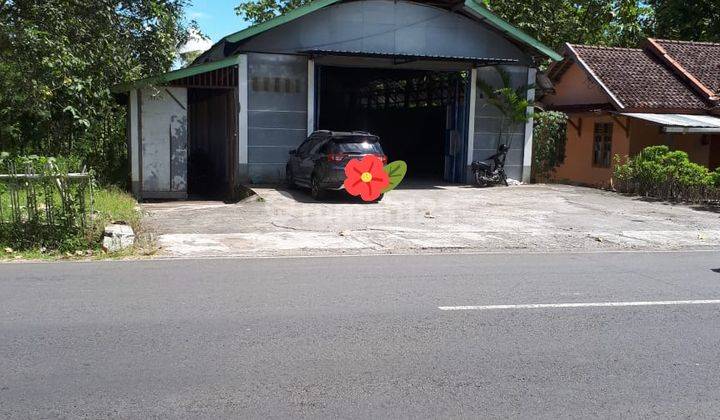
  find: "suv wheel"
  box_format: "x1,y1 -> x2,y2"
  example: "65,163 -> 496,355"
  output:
310,175 -> 325,200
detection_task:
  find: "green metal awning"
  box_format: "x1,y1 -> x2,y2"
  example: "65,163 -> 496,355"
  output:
111,55 -> 239,93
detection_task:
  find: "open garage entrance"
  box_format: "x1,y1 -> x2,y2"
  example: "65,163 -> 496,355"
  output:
317,66 -> 469,183
187,88 -> 237,199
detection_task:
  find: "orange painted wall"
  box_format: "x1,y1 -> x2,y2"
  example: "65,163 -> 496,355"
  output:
628,118 -> 664,156
628,119 -> 709,166
544,63 -> 611,107
553,116 -> 712,186
552,115 -> 630,187
671,133 -> 709,168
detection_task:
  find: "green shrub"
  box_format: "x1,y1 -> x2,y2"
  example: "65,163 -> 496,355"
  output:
613,155 -> 633,182
675,161 -> 712,187
613,145 -> 719,203
532,111 -> 568,182
710,169 -> 720,187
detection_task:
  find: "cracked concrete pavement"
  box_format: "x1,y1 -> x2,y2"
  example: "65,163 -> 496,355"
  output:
142,183 -> 720,258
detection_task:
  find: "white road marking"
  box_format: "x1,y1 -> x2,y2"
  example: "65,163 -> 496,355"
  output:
439,300 -> 720,311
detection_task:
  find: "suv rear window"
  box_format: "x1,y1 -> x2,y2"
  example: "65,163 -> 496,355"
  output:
330,136 -> 383,154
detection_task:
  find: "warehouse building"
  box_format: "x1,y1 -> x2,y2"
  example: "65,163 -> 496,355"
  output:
114,0 -> 559,200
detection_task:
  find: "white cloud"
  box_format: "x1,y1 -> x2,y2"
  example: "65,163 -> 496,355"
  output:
178,28 -> 213,54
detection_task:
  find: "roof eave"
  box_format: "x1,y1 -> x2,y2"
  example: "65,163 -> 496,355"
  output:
664,127 -> 720,134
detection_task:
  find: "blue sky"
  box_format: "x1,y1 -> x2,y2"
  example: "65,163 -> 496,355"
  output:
186,0 -> 251,42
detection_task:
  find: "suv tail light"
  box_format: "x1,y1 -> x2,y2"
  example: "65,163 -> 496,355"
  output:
329,153 -> 386,163
327,153 -> 347,162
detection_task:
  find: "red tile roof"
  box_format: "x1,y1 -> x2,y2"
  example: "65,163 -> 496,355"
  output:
653,39 -> 720,96
567,44 -> 708,111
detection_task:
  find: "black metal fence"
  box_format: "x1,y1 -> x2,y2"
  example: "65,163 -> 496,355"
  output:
0,162 -> 93,248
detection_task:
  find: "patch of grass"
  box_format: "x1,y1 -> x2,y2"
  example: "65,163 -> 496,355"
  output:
1,186 -> 153,260
92,187 -> 142,234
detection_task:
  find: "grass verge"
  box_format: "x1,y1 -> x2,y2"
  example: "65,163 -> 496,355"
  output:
1,187 -> 155,261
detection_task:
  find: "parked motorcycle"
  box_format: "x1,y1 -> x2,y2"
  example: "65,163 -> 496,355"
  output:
471,144 -> 509,187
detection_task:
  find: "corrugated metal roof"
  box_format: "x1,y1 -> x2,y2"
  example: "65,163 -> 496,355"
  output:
301,49 -> 519,64
622,113 -> 720,133
114,0 -> 561,92
225,0 -> 342,44
210,0 -> 562,63
112,56 -> 239,93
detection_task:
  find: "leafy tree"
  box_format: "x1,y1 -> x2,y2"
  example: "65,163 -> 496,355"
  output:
178,27 -> 212,67
235,0 -> 311,24
481,0 -> 652,49
649,0 -> 720,43
180,50 -> 205,67
0,0 -> 190,184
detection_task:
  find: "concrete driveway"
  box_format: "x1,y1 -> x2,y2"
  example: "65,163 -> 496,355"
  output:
143,183 -> 720,258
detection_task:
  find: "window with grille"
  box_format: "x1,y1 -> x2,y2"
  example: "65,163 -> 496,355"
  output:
593,123 -> 613,168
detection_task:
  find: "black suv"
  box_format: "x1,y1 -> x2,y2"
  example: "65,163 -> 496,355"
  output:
286,131 -> 387,200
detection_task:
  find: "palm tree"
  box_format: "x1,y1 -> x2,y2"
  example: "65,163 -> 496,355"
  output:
476,67 -> 534,150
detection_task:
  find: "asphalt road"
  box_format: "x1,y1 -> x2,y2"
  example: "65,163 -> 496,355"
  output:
3,251 -> 720,418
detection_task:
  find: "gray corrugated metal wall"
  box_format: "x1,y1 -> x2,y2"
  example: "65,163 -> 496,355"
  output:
247,53 -> 308,183
237,0 -> 533,184
473,66 -> 529,181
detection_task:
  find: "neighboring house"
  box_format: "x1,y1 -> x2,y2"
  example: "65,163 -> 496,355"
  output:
543,39 -> 720,187
113,0 -> 560,200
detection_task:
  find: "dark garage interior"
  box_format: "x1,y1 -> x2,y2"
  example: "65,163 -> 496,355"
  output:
187,88 -> 237,199
317,66 -> 468,182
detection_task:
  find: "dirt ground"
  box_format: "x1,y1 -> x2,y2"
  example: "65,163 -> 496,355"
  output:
142,183 -> 720,258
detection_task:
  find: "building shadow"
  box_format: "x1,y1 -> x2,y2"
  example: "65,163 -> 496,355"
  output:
689,204 -> 720,214
632,196 -> 720,214
274,187 -> 376,204
255,177 -> 454,204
